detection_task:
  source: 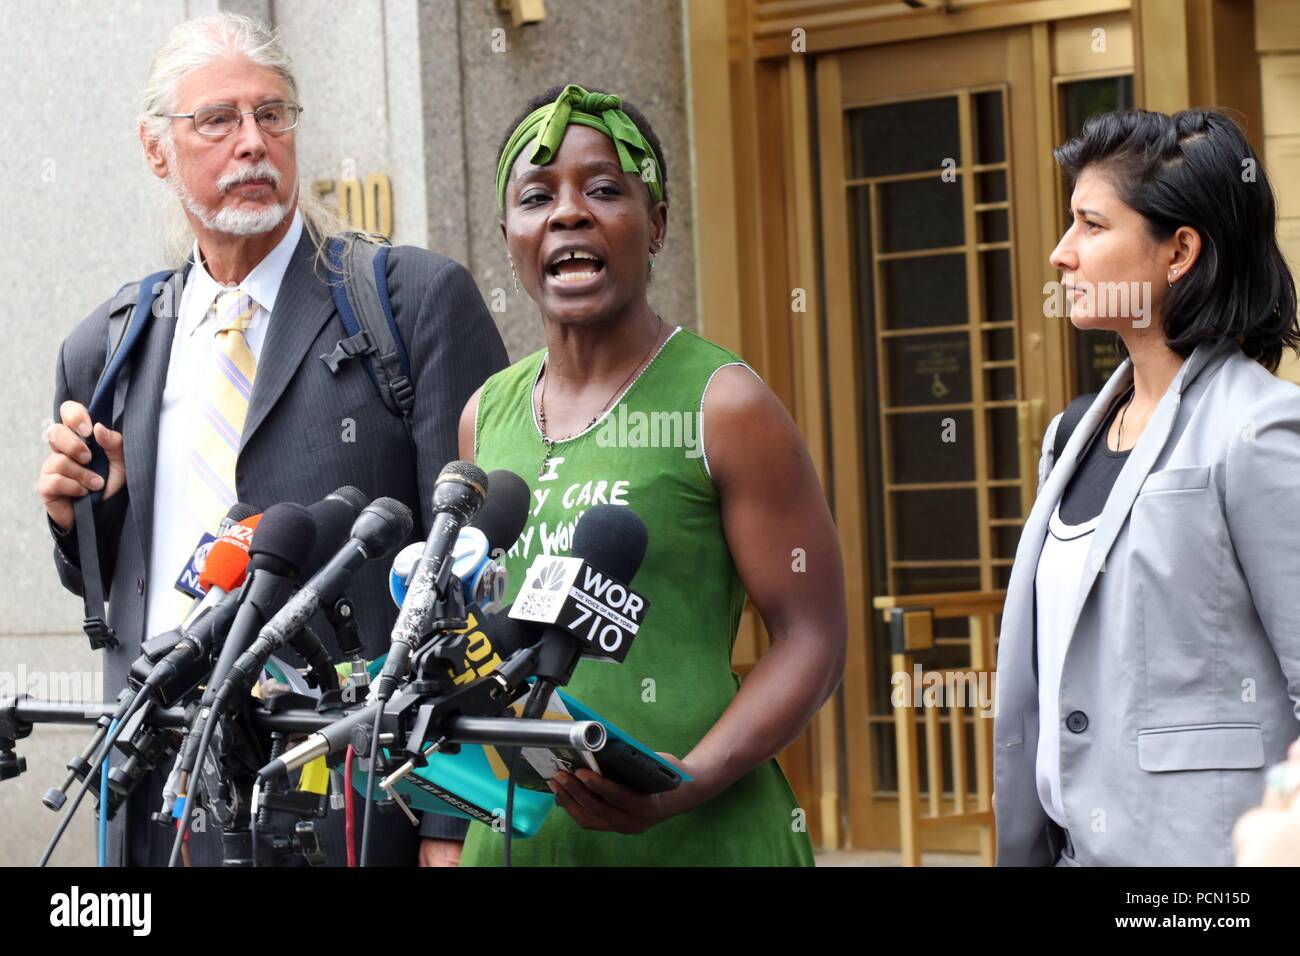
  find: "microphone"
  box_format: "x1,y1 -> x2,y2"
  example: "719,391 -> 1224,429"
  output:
175,502 -> 259,611
173,488 -> 374,783
259,701 -> 379,781
284,486 -> 372,678
258,603 -> 541,781
459,468 -> 528,609
203,503 -> 317,696
510,504 -> 650,716
303,485 -> 370,576
181,512 -> 263,631
389,469 -> 530,613
164,497 -> 343,834
174,503 -> 317,780
131,589 -> 244,707
375,463 -> 489,700
326,508 -> 644,794
471,470 -> 530,555
128,526 -> 254,688
220,502 -> 261,534
122,508 -> 267,711
214,498 -> 413,707
261,509 -> 651,836
389,533 -> 504,613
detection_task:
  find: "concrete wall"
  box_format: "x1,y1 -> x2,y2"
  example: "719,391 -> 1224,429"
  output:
0,0 -> 694,866
0,0 -> 196,869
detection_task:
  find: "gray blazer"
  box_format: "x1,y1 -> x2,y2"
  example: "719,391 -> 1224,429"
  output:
994,337 -> 1300,866
50,231 -> 508,864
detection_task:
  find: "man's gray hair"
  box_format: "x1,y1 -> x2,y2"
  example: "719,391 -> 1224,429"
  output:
138,12 -> 297,147
139,12 -> 343,264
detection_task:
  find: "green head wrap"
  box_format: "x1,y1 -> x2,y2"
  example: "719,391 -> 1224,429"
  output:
496,83 -> 664,211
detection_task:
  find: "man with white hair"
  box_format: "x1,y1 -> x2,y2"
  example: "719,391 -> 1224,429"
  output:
35,13 -> 505,866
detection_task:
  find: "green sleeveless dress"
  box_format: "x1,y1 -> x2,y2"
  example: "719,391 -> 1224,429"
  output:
459,325 -> 814,866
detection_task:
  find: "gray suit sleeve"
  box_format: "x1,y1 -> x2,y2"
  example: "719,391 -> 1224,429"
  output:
1224,389 -> 1300,721
408,257 -> 510,514
49,337 -> 129,599
405,256 -> 509,844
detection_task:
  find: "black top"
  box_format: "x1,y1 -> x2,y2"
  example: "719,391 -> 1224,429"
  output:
1058,386 -> 1134,525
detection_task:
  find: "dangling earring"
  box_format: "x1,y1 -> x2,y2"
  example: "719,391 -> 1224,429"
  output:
648,251 -> 657,285
509,257 -> 520,294
1167,266 -> 1179,288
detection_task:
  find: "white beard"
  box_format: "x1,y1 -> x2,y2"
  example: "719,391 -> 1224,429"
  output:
188,196 -> 290,235
169,159 -> 292,237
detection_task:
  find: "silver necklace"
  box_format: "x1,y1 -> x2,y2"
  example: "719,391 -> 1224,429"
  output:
536,319 -> 664,478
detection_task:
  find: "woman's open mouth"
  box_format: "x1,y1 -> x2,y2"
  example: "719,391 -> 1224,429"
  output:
546,250 -> 606,288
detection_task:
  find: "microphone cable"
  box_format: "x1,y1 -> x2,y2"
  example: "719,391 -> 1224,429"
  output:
250,779 -> 261,868
168,698 -> 222,867
345,745 -> 358,867
97,718 -> 116,867
359,701 -> 385,867
38,689 -> 157,866
504,678 -> 548,868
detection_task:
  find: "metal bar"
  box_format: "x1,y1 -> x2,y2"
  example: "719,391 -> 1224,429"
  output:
950,703 -> 968,815
891,651 -> 922,866
4,697 -> 607,753
924,699 -> 943,817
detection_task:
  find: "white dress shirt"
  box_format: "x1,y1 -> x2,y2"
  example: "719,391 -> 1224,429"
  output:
145,211 -> 303,640
1033,501 -> 1098,827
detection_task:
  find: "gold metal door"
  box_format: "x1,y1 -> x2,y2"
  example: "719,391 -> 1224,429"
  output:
816,27 -> 1050,850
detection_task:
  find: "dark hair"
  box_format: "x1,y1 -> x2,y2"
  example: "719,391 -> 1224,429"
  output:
497,84 -> 669,207
1055,108 -> 1298,372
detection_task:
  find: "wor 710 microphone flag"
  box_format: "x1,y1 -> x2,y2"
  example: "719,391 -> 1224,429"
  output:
509,555 -> 649,663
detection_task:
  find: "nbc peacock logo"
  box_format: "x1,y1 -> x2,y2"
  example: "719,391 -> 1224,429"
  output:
528,559 -> 568,591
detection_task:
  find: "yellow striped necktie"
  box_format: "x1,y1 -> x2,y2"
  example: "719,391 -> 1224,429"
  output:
187,287 -> 258,549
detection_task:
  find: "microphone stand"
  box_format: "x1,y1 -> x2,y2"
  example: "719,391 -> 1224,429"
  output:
3,646 -> 600,867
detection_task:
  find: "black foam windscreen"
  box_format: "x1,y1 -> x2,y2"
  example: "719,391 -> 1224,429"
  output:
224,501 -> 260,525
470,470 -> 530,554
330,485 -> 369,514
248,501 -> 317,575
355,496 -> 415,556
304,487 -> 369,575
571,504 -> 648,585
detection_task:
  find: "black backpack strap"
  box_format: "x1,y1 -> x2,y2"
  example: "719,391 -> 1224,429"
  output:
1053,392 -> 1098,465
105,281 -> 140,429
321,233 -> 415,431
75,269 -> 175,650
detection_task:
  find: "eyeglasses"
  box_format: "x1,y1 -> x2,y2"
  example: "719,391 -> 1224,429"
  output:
155,101 -> 303,138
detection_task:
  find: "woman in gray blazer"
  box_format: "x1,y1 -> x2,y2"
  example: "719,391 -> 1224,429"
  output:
995,108 -> 1300,866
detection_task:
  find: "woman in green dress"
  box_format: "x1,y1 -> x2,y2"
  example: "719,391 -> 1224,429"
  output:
430,84 -> 846,866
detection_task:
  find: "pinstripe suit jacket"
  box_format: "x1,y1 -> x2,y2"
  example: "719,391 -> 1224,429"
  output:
49,230 -> 508,864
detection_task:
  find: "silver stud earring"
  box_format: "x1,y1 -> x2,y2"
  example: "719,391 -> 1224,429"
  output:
509,257 -> 520,294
